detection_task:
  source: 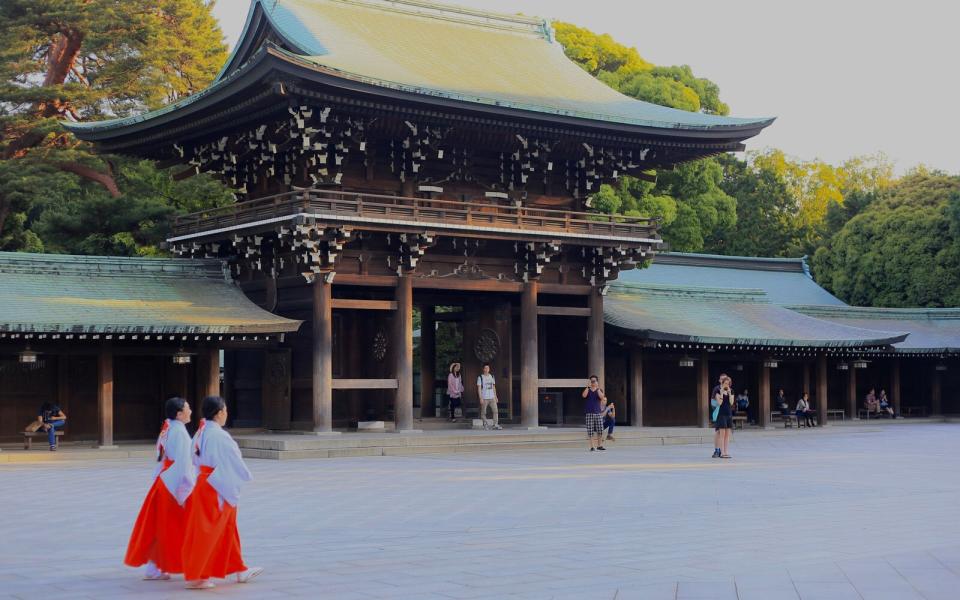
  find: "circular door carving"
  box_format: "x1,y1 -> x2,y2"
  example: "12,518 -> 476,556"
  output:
473,328 -> 500,363
373,330 -> 389,361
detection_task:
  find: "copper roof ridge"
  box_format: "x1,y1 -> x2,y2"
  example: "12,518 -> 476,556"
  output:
321,0 -> 550,36
789,304 -> 960,321
608,281 -> 770,302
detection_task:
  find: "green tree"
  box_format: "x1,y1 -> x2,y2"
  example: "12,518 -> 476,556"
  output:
716,154 -> 799,257
553,22 -> 729,115
811,172 -> 960,307
0,0 -> 230,254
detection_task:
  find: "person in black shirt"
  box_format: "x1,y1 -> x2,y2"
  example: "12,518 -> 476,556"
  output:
712,376 -> 735,458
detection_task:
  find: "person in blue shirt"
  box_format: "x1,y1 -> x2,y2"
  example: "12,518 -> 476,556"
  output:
38,402 -> 67,451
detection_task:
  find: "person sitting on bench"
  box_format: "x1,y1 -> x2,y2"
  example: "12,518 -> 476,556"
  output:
878,389 -> 896,418
38,402 -> 67,451
864,389 -> 880,418
795,393 -> 816,427
777,389 -> 790,417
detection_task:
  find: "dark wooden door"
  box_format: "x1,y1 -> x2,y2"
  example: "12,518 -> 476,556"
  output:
462,300 -> 513,419
262,349 -> 292,430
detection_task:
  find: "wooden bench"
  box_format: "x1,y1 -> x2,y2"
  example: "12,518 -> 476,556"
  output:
23,430 -> 64,450
827,409 -> 845,421
779,413 -> 799,428
732,415 -> 747,430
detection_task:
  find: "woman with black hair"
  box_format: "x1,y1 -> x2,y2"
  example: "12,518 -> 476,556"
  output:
124,397 -> 196,581
181,396 -> 261,589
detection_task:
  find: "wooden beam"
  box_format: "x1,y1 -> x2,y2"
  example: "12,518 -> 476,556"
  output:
331,299 -> 398,311
394,275 -> 414,430
758,362 -> 771,428
847,367 -> 857,419
932,369 -> 943,416
588,289 -> 604,389
312,280 -> 333,432
332,274 -> 398,288
630,350 -> 643,427
201,347 -> 220,399
538,283 -> 592,296
420,306 -> 436,418
817,354 -> 828,427
521,281 -> 539,428
890,358 -> 901,417
412,278 -> 524,293
331,379 -> 399,390
97,349 -> 116,448
536,306 -> 591,317
697,351 -> 709,428
538,378 -> 588,388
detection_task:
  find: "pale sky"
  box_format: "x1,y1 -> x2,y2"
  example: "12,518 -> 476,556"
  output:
212,0 -> 959,174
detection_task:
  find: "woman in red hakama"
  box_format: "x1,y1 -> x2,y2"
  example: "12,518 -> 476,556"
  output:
181,396 -> 261,590
124,397 -> 196,580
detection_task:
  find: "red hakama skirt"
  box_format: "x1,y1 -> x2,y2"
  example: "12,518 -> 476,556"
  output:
181,466 -> 247,581
124,458 -> 186,573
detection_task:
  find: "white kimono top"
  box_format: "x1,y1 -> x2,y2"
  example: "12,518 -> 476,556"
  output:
193,420 -> 252,507
154,419 -> 196,506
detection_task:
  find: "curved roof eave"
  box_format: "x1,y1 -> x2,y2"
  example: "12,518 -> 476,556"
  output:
607,324 -> 908,349
65,46 -> 774,146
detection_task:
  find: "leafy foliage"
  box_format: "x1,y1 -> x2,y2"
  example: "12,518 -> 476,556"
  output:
811,173 -> 960,307
0,0 -> 230,255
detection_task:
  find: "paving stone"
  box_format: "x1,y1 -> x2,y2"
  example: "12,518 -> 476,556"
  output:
2,424 -> 960,599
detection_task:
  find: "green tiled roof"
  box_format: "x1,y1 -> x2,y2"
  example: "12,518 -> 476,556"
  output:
618,252 -> 847,306
0,253 -> 302,336
66,0 -> 774,136
790,306 -> 960,353
604,283 -> 907,348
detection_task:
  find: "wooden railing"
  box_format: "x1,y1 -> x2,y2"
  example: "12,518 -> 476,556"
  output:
171,189 -> 659,240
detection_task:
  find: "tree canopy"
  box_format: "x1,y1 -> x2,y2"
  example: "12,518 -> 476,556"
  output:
811,172 -> 960,307
0,0 -> 231,254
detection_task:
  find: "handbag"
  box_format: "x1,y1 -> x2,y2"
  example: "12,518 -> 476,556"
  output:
25,419 -> 43,433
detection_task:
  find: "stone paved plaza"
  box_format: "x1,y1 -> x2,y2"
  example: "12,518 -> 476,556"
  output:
3,423 -> 960,600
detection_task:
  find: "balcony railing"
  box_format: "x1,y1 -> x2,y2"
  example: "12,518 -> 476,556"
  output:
171,189 -> 659,241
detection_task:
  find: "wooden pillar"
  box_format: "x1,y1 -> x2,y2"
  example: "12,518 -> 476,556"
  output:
802,363 -> 811,397
758,362 -> 771,428
891,358 -> 901,416
697,351 -> 709,428
817,354 -> 829,427
395,274 -> 414,430
420,306 -> 436,418
312,279 -> 333,432
201,348 -> 220,399
97,349 -> 116,448
629,350 -> 643,426
932,369 -> 943,416
57,354 -> 70,422
520,280 -> 539,428
588,289 -> 605,388
847,366 -> 858,419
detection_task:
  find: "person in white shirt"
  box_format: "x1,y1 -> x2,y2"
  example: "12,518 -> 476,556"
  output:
181,396 -> 262,589
476,363 -> 501,430
795,393 -> 816,427
124,397 -> 196,580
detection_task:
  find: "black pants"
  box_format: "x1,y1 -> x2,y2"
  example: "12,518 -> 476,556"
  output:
448,396 -> 461,419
